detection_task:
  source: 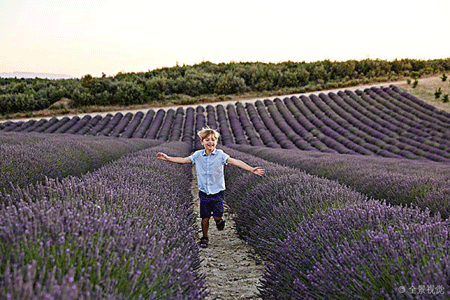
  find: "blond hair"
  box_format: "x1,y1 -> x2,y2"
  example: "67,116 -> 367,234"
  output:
197,126 -> 220,140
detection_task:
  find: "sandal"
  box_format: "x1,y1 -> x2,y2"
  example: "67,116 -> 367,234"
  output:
215,218 -> 225,231
199,236 -> 209,248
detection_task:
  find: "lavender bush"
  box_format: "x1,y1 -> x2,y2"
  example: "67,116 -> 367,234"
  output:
0,141 -> 206,299
229,144 -> 450,219
145,109 -> 165,139
0,131 -> 161,192
221,146 -> 367,256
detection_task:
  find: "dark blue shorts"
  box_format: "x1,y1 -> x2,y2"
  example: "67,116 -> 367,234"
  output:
199,190 -> 224,219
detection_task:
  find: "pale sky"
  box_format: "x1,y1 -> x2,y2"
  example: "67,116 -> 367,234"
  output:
1,0 -> 449,78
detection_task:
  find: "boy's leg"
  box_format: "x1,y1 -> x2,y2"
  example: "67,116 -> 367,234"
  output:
201,217 -> 210,237
211,191 -> 225,230
199,191 -> 213,239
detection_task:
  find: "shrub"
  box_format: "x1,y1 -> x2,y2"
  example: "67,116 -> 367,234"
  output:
262,201 -> 449,299
435,87 -> 442,99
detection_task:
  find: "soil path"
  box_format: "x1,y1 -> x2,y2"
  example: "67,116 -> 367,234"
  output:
191,166 -> 265,300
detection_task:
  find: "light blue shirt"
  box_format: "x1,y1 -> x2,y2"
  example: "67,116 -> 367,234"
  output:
190,149 -> 229,195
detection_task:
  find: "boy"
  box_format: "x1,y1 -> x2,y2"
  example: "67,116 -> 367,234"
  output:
156,126 -> 265,248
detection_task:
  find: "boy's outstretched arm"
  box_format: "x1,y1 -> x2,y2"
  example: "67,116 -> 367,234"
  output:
156,152 -> 192,164
227,157 -> 265,176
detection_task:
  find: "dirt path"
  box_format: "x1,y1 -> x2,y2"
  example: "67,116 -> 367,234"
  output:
191,166 -> 265,300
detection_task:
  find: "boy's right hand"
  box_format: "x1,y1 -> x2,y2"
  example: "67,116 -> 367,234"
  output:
156,152 -> 169,161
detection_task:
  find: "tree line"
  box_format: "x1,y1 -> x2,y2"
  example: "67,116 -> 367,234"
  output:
1,58 -> 450,115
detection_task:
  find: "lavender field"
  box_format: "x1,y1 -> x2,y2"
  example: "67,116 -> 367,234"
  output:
1,84 -> 450,299
2,85 -> 450,163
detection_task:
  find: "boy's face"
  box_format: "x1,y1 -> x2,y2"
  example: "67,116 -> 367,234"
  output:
201,133 -> 218,154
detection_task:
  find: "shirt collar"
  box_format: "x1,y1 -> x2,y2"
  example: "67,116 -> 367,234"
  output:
202,149 -> 217,156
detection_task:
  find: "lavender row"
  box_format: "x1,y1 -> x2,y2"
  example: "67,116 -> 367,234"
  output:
216,104 -> 234,146
194,106 -> 206,150
226,104 -> 249,145
206,105 -> 218,131
221,146 -> 367,256
181,107 -> 195,145
229,144 -> 450,219
168,108 -> 185,142
0,131 -> 161,192
156,109 -> 175,141
131,110 -> 155,138
0,142 -> 206,299
144,109 -> 165,139
222,147 -> 450,299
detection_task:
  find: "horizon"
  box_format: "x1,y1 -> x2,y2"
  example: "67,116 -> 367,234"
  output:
1,0 -> 450,78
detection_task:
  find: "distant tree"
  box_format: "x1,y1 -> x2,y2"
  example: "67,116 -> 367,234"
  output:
215,73 -> 246,95
412,79 -> 419,88
113,81 -> 145,105
310,64 -> 330,82
442,73 -> 448,82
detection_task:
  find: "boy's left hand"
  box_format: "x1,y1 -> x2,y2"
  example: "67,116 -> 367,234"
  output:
252,167 -> 265,176
156,152 -> 169,161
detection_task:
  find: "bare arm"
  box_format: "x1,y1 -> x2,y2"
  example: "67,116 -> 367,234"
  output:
227,157 -> 265,176
157,152 -> 192,164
